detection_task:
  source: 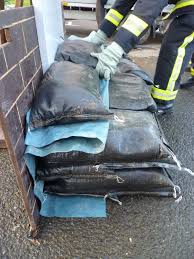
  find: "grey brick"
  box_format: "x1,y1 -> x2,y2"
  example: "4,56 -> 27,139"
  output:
15,134 -> 26,172
0,7 -> 34,28
5,105 -> 22,148
22,18 -> 38,53
34,48 -> 42,69
20,52 -> 36,87
17,82 -> 34,128
0,65 -> 23,114
3,24 -> 26,69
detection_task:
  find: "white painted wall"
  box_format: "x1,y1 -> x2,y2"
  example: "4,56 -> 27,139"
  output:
32,0 -> 64,73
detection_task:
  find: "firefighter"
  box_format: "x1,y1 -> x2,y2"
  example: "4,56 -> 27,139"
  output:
181,53 -> 194,88
81,0 -> 194,113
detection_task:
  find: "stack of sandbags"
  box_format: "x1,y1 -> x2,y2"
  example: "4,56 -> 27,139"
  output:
28,39 -> 182,200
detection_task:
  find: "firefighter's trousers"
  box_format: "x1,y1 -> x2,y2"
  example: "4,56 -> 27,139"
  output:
152,14 -> 194,105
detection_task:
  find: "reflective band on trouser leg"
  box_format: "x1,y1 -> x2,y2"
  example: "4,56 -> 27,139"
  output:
190,67 -> 194,76
173,0 -> 194,12
105,9 -> 124,27
151,86 -> 178,101
167,32 -> 194,92
163,0 -> 194,19
121,14 -> 148,37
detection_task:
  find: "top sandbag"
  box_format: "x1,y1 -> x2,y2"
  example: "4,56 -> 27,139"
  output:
109,60 -> 157,112
118,57 -> 154,85
55,40 -> 153,85
55,39 -> 100,68
55,40 -> 156,112
29,61 -> 112,129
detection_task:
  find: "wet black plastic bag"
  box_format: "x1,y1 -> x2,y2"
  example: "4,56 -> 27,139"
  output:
42,167 -> 175,197
55,40 -> 156,112
38,109 -> 173,169
29,61 -> 112,129
55,40 -> 154,87
109,60 -> 157,112
55,39 -> 100,68
119,57 -> 154,85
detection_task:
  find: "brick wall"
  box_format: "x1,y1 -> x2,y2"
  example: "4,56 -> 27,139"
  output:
0,6 -> 43,234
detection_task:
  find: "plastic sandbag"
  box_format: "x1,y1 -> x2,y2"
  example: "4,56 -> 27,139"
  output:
109,61 -> 157,112
55,39 -> 100,68
38,109 -> 173,169
120,57 -> 154,85
29,61 -> 112,129
42,166 -> 175,197
55,40 -> 154,86
54,41 -> 156,112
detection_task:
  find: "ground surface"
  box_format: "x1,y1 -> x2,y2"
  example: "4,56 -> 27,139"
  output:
0,19 -> 194,259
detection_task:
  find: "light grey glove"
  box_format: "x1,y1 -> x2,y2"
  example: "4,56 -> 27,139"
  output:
91,42 -> 125,80
68,30 -> 107,45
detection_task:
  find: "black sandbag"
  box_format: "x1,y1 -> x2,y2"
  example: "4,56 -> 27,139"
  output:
55,40 -> 156,112
38,109 -> 173,169
109,60 -> 157,112
42,167 -> 175,197
55,40 -> 154,86
120,57 -> 154,85
55,39 -> 100,68
29,61 -> 112,129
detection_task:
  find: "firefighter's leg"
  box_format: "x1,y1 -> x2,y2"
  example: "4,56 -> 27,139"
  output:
152,14 -> 194,112
180,53 -> 194,88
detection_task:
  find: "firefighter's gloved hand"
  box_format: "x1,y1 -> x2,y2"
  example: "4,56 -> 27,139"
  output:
68,30 -> 107,46
91,42 -> 125,80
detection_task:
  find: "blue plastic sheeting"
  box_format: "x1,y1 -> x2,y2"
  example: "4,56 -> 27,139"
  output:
24,79 -> 110,218
25,119 -> 109,149
26,136 -> 107,157
25,153 -> 106,217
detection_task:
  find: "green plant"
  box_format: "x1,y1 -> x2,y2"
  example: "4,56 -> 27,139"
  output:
5,0 -> 31,6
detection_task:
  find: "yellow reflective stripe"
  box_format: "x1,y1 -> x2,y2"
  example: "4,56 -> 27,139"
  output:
106,15 -> 120,26
163,0 -> 194,20
110,9 -> 123,20
167,32 -> 194,91
173,0 -> 194,12
151,86 -> 178,101
190,67 -> 194,76
63,2 -> 69,6
105,9 -> 124,27
122,14 -> 148,37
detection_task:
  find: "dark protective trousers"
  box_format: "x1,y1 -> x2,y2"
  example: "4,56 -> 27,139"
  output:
192,53 -> 194,65
191,53 -> 194,76
152,14 -> 194,104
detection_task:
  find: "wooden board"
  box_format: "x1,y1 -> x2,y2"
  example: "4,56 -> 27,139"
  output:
0,124 -> 6,148
0,6 -> 42,236
0,0 -> 4,10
